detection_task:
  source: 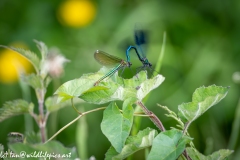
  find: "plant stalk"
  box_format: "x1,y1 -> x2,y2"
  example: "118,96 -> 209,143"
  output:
45,107 -> 106,143
38,88 -> 46,143
136,101 -> 165,132
228,97 -> 240,149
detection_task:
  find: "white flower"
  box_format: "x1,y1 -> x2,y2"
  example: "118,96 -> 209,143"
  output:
41,47 -> 69,78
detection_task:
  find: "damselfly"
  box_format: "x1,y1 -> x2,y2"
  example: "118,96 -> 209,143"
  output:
94,50 -> 132,86
126,25 -> 153,72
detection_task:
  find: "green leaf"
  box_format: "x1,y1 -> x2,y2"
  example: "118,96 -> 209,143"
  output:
34,40 -> 48,60
80,70 -> 165,104
80,81 -> 120,104
105,128 -> 158,160
8,141 -> 78,160
117,70 -> 148,87
178,85 -> 229,126
0,100 -> 34,122
21,73 -> 43,89
136,74 -> 165,100
55,73 -> 99,102
186,147 -> 233,160
57,68 -> 164,104
45,96 -> 71,113
79,67 -> 123,104
101,102 -> 134,153
112,70 -> 165,101
0,45 -> 40,73
24,132 -> 41,144
147,129 -> 192,160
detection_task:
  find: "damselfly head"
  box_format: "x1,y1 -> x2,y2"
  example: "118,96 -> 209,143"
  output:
148,62 -> 152,67
128,62 -> 132,67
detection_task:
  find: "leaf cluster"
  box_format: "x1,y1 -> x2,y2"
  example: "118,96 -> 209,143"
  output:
0,42 -> 233,160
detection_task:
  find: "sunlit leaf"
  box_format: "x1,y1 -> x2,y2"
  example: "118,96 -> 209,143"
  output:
117,70 -> 148,87
136,74 -> 165,100
79,67 -> 122,104
178,85 -> 229,128
113,71 -> 164,101
80,70 -> 164,104
101,102 -> 134,153
147,129 -> 192,160
105,128 -> 158,160
0,45 -> 40,73
80,81 -> 119,104
55,74 -> 98,102
186,147 -> 233,160
0,100 -> 34,122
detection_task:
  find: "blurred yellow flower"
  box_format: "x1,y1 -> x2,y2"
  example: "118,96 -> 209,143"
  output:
0,43 -> 32,83
58,0 -> 96,27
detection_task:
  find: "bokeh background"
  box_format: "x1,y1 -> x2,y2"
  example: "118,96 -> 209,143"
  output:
0,0 -> 240,159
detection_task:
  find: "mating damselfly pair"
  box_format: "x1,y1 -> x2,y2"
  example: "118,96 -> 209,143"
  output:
94,25 -> 154,86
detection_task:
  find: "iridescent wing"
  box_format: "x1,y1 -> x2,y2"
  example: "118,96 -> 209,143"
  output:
134,24 -> 148,59
94,50 -> 123,67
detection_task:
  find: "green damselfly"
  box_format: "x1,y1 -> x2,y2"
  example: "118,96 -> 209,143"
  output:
94,50 -> 132,86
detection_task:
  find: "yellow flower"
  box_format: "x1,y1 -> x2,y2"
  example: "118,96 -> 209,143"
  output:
0,42 -> 32,83
58,0 -> 96,27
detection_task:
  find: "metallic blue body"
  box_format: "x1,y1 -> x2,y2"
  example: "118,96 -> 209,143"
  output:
126,27 -> 152,69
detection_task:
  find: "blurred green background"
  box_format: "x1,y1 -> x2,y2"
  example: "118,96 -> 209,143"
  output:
0,0 -> 240,159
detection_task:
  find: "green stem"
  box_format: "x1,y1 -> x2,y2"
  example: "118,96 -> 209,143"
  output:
76,108 -> 88,160
45,107 -> 106,143
71,98 -> 82,114
154,31 -> 167,73
228,98 -> 240,149
19,77 -> 34,132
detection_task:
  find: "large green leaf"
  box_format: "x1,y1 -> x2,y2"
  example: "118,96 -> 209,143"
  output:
105,128 -> 158,160
79,80 -> 120,104
80,68 -> 136,104
186,147 -> 233,160
178,85 -> 229,127
56,68 -> 164,104
80,69 -> 165,104
0,100 -> 34,122
0,45 -> 40,73
101,102 -> 134,153
136,74 -> 165,100
8,141 -> 78,160
55,73 -> 102,102
147,129 -> 192,160
111,71 -> 165,101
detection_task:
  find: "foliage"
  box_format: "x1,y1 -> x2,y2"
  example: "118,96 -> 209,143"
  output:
54,62 -> 232,159
0,41 -> 233,160
0,100 -> 34,122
